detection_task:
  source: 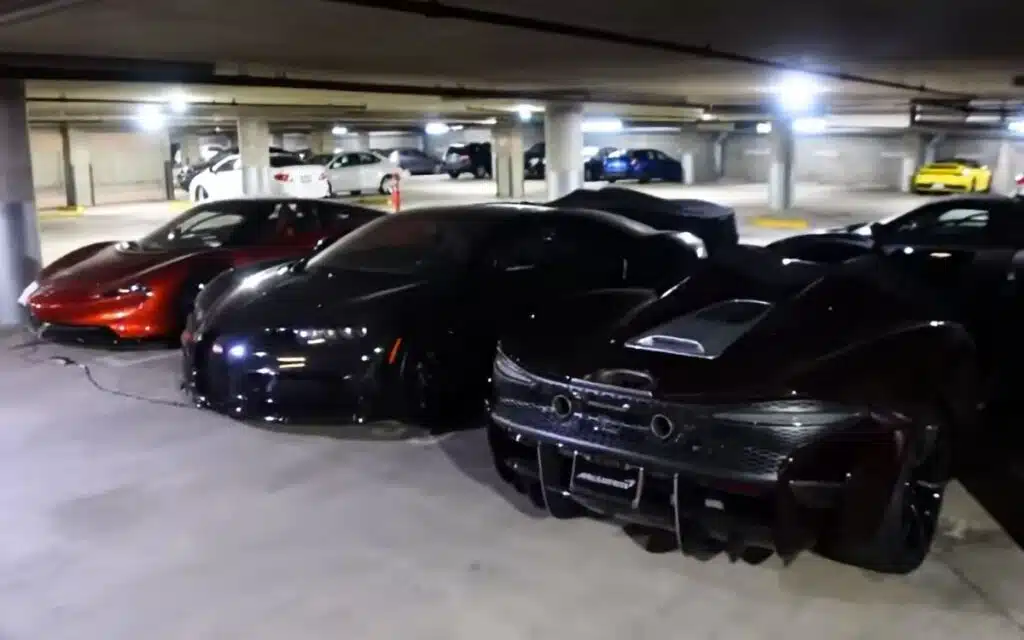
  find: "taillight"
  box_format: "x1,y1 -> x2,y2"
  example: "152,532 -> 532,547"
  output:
273,172 -> 291,182
1016,173 -> 1024,185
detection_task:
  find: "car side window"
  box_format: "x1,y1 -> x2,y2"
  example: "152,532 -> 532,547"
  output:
214,157 -> 239,172
886,203 -> 993,242
357,152 -> 380,165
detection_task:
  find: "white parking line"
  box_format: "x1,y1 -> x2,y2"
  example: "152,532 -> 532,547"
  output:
94,351 -> 180,368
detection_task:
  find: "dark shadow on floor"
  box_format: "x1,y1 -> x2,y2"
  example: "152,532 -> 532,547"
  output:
959,409 -> 1024,552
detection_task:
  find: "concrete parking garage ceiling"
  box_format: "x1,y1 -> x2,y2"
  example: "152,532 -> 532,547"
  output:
0,0 -> 1023,113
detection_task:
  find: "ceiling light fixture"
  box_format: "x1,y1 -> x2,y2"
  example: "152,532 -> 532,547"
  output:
136,104 -> 166,131
755,122 -> 772,134
166,90 -> 189,114
772,72 -> 822,114
424,121 -> 450,135
792,117 -> 827,134
479,117 -> 498,126
331,125 -> 348,136
581,118 -> 622,133
1008,120 -> 1024,134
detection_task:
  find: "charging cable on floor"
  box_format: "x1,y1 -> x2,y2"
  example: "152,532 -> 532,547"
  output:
47,354 -> 194,409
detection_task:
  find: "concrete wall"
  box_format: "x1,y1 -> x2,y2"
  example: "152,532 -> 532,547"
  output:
723,133 -> 909,189
29,125 -> 171,208
936,135 -> 1024,177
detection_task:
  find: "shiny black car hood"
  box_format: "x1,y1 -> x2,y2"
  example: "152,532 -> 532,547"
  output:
502,249 -> 943,396
199,265 -> 429,333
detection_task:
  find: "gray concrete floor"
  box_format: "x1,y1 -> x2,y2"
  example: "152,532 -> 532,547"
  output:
1,332 -> 1022,640
15,180 -> 1024,639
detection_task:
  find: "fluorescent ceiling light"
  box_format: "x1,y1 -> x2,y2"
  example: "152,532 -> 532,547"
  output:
479,117 -> 498,126
792,117 -> 827,134
331,125 -> 348,136
1009,120 -> 1024,134
755,122 -> 772,134
518,107 -> 533,122
450,124 -> 465,131
425,122 -> 450,135
626,126 -> 682,133
700,112 -> 715,121
136,103 -> 166,131
581,118 -> 622,133
166,90 -> 189,114
771,72 -> 822,113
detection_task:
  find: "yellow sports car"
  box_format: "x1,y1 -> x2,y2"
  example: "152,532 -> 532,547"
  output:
911,158 -> 992,194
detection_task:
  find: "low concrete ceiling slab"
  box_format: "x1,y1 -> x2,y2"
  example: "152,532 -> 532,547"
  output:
2,0 -> 1022,118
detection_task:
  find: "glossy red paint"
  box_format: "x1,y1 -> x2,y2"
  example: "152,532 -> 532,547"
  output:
27,228 -> 327,340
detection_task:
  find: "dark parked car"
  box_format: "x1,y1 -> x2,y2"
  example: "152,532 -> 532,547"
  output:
181,198 -> 716,424
603,149 -> 683,184
383,147 -> 442,175
177,146 -> 294,191
488,245 -> 978,574
443,142 -> 492,179
523,143 -> 619,181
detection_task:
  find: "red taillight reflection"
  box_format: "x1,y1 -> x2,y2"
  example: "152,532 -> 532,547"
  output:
1016,173 -> 1024,185
273,172 -> 291,182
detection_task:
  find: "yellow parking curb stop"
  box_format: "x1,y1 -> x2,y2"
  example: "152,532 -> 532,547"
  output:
39,206 -> 86,219
170,200 -> 194,212
751,216 -> 809,230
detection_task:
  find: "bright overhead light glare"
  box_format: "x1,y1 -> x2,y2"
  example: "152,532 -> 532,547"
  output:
1008,120 -> 1024,134
581,118 -> 622,133
480,117 -> 498,126
424,121 -> 450,135
792,117 -> 827,134
518,107 -> 533,122
136,103 -> 166,131
700,113 -> 715,121
773,72 -> 821,113
755,122 -> 772,134
450,124 -> 465,131
166,90 -> 189,113
331,125 -> 348,136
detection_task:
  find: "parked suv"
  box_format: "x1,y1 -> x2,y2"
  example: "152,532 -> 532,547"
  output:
443,142 -> 492,179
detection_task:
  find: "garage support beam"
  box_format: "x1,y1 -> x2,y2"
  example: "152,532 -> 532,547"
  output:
492,122 -> 525,199
237,117 -> 271,196
900,133 -> 927,193
180,133 -> 202,166
992,138 -> 1016,196
0,79 -> 41,327
310,129 -> 335,155
544,103 -> 584,200
712,132 -> 728,180
59,123 -> 93,207
768,118 -> 795,211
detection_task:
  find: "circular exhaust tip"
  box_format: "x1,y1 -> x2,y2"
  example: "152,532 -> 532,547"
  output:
650,414 -> 675,439
551,394 -> 573,420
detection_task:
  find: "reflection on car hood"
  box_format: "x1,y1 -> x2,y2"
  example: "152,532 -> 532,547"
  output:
41,243 -> 203,292
200,267 -> 429,332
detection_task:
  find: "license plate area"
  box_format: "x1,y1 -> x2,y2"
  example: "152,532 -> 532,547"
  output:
932,183 -> 944,189
569,453 -> 643,507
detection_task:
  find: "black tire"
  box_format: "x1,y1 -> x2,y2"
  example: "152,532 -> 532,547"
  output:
194,186 -> 209,202
474,165 -> 490,179
584,167 -> 593,182
379,175 -> 397,194
448,171 -> 459,179
607,178 -> 617,184
819,418 -> 949,574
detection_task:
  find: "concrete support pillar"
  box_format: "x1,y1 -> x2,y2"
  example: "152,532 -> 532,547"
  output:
310,129 -> 335,155
493,122 -> 525,199
180,133 -> 202,166
354,132 -> 371,151
59,123 -> 93,208
992,138 -> 1016,196
712,132 -> 728,180
924,135 -> 942,165
768,117 -> 795,211
900,133 -> 927,193
0,80 -> 41,326
681,152 -> 696,185
270,132 -> 284,149
544,103 -> 584,200
237,117 -> 271,196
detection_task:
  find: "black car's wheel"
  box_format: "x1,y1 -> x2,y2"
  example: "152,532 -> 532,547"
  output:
447,171 -> 459,179
584,167 -> 593,182
194,186 -> 209,202
821,418 -> 949,574
474,165 -> 489,179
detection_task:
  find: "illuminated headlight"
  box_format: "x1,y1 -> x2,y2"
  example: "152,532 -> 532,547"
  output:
292,326 -> 367,345
493,350 -> 536,386
101,283 -> 151,297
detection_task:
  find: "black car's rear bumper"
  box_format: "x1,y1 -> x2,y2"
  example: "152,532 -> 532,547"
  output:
180,327 -> 390,424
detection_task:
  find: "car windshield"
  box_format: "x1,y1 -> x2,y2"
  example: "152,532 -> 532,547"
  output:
136,203 -> 256,251
307,154 -> 335,165
307,211 -> 495,275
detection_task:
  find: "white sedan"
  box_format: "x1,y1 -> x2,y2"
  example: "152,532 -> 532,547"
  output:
306,151 -> 409,196
190,153 -> 329,202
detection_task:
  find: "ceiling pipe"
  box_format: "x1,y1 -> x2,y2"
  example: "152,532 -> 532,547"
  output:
321,0 -> 975,99
0,0 -> 98,26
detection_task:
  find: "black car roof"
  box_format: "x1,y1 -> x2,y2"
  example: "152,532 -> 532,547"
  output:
386,202 -> 657,235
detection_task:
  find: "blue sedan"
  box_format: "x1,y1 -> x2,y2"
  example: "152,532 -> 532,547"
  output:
602,148 -> 683,183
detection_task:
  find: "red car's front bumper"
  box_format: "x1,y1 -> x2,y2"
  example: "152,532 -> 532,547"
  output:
27,288 -> 173,341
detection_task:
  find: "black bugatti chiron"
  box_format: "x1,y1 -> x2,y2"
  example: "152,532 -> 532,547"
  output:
181,197 -> 726,425
487,246 -> 982,574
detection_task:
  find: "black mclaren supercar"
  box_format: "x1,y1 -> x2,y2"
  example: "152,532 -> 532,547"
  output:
488,246 -> 982,574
